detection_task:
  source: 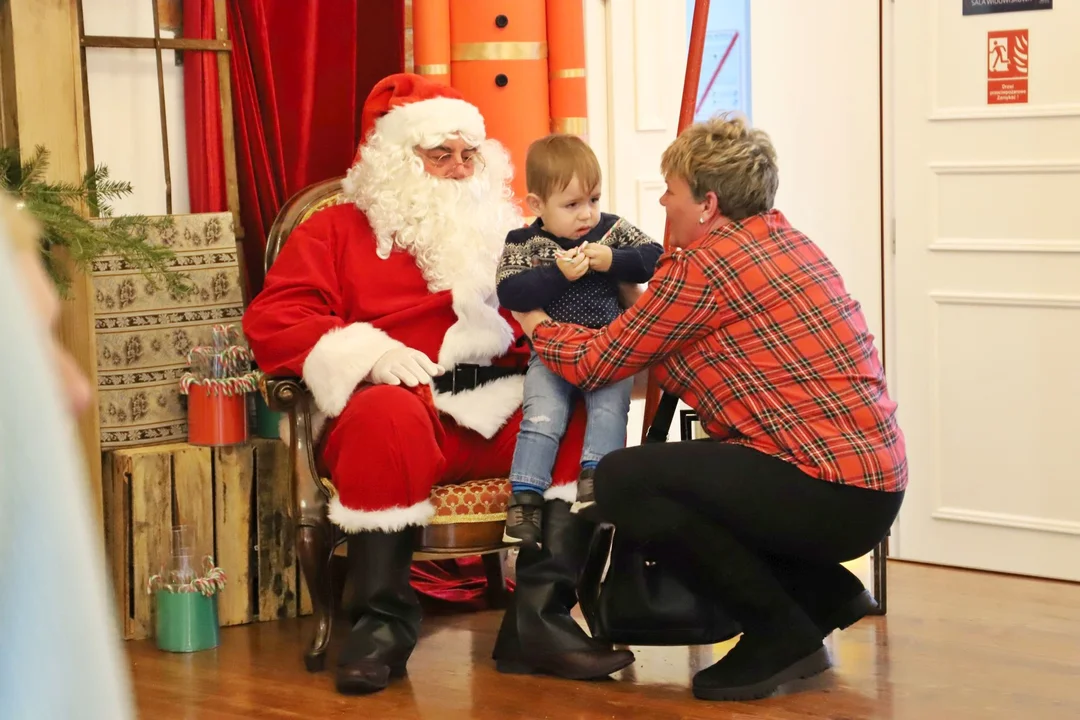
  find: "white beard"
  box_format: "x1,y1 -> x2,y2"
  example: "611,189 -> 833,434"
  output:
341,134 -> 523,298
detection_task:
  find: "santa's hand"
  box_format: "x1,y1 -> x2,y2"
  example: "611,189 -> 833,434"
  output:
368,347 -> 445,387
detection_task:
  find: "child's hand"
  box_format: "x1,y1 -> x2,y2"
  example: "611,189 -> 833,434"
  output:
556,246 -> 590,281
582,242 -> 613,272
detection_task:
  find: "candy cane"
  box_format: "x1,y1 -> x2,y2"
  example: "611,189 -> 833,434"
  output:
149,557 -> 228,596
211,325 -> 228,351
179,373 -> 197,394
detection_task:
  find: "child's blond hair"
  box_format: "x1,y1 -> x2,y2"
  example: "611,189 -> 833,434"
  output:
525,134 -> 602,201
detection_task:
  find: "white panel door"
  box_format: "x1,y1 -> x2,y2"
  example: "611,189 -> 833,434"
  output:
589,0 -> 687,445
892,1 -> 1080,580
602,0 -> 687,242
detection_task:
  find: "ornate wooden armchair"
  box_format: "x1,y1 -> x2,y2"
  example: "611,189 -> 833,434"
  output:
260,178 -> 512,672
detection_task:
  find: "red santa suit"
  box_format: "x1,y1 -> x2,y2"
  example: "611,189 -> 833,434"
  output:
243,75 -> 585,534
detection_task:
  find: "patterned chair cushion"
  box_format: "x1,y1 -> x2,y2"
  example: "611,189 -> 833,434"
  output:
429,478 -> 511,525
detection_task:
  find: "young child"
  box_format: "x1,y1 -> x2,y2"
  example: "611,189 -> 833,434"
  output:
496,134 -> 663,546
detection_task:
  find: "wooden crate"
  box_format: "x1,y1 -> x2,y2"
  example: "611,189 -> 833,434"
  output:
102,438 -> 312,640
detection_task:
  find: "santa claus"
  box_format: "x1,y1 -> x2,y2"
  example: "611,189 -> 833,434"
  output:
243,73 -> 634,695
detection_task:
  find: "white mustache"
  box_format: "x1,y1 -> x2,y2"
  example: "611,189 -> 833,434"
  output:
425,173 -> 486,205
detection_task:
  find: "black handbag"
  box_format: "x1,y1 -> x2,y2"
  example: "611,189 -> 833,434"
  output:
578,393 -> 741,646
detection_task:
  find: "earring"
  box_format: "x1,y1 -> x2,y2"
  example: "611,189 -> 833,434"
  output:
698,216 -> 705,225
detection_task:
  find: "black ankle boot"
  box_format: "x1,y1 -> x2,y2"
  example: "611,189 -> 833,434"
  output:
687,563 -> 831,701
692,610 -> 831,702
503,491 -> 544,547
493,499 -> 635,680
767,558 -> 878,637
570,467 -> 596,516
335,529 -> 420,695
656,507 -> 831,701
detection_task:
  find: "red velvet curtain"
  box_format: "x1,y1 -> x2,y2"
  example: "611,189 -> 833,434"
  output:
184,0 -> 405,295
183,0 -> 494,610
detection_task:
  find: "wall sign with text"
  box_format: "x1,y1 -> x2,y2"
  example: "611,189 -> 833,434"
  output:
964,0 -> 1051,15
987,29 -> 1029,104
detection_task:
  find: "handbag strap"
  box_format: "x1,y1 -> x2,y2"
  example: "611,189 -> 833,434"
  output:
580,390 -> 681,633
644,392 -> 680,444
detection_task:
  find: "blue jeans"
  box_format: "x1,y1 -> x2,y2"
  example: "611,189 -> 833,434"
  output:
509,352 -> 634,494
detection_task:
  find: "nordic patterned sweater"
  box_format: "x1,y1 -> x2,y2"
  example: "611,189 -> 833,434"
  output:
496,213 -> 663,329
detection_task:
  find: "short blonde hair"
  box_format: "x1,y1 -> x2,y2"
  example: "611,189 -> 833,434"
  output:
660,114 -> 778,221
525,134 -> 602,200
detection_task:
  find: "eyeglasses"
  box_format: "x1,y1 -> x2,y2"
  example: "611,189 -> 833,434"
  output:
418,149 -> 484,171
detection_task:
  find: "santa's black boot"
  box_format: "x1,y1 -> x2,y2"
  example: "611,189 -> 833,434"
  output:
335,529 -> 420,695
492,499 -> 635,679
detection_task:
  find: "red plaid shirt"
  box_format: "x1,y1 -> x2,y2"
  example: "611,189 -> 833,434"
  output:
531,210 -> 907,492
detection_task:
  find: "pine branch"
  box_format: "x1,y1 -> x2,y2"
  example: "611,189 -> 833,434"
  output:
0,146 -> 20,188
18,145 -> 49,186
2,144 -> 195,298
84,164 -> 133,216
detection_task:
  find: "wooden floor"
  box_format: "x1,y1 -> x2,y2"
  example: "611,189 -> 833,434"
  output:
128,562 -> 1080,719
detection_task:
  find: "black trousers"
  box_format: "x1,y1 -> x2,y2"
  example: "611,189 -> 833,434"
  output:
594,440 -> 904,636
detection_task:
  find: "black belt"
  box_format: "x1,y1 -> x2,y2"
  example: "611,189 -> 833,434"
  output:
433,363 -> 527,394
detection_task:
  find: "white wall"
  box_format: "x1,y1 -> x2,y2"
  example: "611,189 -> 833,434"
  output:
82,0 -> 190,217
749,0 -> 884,350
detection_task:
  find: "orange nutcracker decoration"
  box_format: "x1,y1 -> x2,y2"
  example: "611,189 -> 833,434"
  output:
410,0 -> 588,206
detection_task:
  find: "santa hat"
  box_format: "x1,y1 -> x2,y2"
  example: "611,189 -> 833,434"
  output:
357,73 -> 486,160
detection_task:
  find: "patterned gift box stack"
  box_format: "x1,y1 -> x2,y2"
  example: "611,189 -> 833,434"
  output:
92,212 -> 245,449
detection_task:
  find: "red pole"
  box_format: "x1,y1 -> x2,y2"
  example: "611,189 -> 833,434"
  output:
640,0 -> 711,442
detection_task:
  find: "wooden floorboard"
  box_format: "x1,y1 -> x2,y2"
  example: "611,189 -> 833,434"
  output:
127,562 -> 1080,719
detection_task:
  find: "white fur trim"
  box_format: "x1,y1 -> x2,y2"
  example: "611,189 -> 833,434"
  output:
375,97 -> 486,149
433,374 -> 524,439
439,284 -> 515,367
328,497 -> 436,533
544,483 -> 578,504
301,323 -> 405,418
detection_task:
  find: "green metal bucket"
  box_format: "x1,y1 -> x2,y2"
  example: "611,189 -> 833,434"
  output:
155,590 -> 220,652
255,392 -> 283,439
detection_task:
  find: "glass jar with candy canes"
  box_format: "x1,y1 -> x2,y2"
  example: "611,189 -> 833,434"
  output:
179,323 -> 261,446
148,525 -> 228,653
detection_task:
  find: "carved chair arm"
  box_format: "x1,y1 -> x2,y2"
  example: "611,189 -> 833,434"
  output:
263,375 -> 306,413
261,376 -> 336,524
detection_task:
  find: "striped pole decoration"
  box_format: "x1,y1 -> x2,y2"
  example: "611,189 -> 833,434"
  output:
546,0 -> 588,137
449,0 -> 550,203
413,0 -> 452,85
